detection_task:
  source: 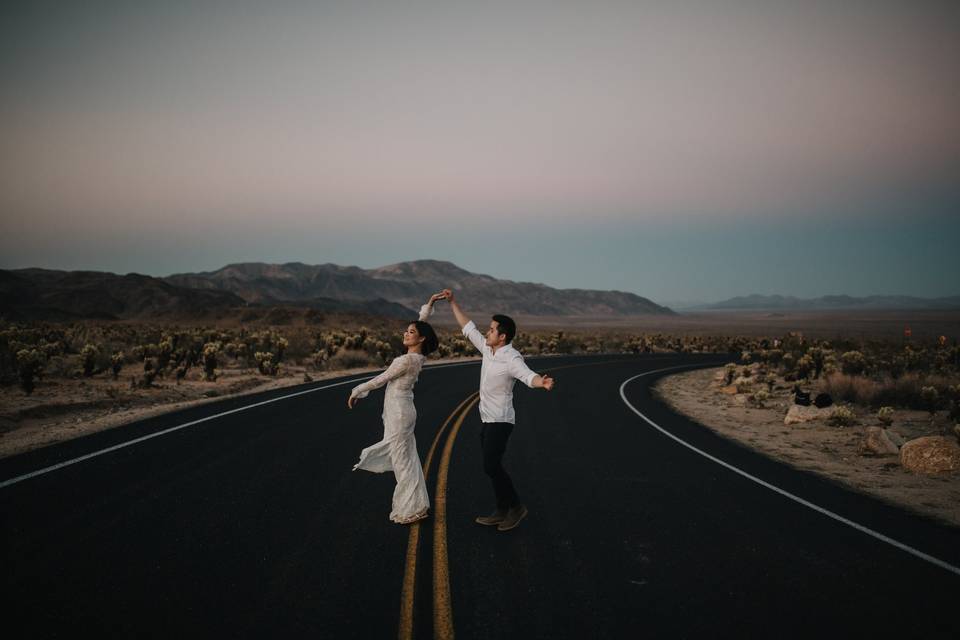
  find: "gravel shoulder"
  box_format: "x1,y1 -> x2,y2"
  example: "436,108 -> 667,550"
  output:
653,366 -> 960,528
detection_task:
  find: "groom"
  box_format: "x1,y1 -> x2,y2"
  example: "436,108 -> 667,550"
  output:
441,289 -> 554,532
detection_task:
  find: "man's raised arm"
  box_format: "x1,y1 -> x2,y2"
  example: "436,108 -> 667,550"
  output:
442,289 -> 471,330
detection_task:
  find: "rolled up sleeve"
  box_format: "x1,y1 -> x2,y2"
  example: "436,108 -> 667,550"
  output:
462,320 -> 486,353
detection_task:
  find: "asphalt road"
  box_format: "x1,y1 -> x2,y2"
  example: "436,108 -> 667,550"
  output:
2,354 -> 958,639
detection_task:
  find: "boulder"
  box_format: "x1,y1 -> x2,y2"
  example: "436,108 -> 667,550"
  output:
858,427 -> 900,456
784,404 -> 830,425
899,436 -> 960,474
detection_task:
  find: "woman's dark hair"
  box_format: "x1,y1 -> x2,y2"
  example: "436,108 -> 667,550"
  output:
491,314 -> 516,344
412,320 -> 439,356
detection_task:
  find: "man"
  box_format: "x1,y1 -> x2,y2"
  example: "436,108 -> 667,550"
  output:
441,289 -> 554,532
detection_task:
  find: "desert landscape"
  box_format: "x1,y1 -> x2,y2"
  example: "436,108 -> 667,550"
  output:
3,298 -> 958,530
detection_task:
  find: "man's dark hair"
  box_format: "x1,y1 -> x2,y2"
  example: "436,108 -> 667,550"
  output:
412,320 -> 439,356
491,314 -> 516,344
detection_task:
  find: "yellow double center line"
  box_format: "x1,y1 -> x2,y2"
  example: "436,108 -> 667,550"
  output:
399,392 -> 478,640
398,360 -> 613,639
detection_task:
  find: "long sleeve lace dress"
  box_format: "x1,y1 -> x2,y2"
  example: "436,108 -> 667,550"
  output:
348,305 -> 433,524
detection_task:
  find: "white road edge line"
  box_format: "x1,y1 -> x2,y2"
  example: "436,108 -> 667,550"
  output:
619,364 -> 960,578
0,360 -> 481,490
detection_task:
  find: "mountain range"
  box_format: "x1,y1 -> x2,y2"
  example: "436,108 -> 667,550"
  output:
693,294 -> 960,311
0,260 -> 673,320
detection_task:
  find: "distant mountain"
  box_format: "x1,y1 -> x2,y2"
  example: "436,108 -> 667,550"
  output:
0,269 -> 247,320
694,294 -> 960,311
166,260 -> 674,316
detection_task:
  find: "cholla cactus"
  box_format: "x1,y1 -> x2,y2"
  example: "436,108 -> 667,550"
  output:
827,406 -> 857,427
724,363 -> 737,385
80,343 -> 99,377
740,350 -> 752,364
750,389 -> 770,408
255,351 -> 279,376
877,406 -> 895,426
840,351 -> 867,375
111,351 -> 124,380
276,336 -> 289,362
945,385 -> 960,422
312,350 -> 330,370
202,342 -> 221,381
16,348 -> 44,394
920,386 -> 939,417
157,336 -> 174,371
796,355 -> 814,380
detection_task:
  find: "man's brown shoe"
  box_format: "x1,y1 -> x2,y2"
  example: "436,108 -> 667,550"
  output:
497,505 -> 528,531
475,510 -> 507,526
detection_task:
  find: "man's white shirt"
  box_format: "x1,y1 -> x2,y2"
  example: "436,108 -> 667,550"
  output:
461,320 -> 538,424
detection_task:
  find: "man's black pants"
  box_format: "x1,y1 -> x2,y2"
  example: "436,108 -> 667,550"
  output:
480,422 -> 520,510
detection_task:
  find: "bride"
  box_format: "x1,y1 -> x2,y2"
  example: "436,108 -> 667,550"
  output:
347,293 -> 446,524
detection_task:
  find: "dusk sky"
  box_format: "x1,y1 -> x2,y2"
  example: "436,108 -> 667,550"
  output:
2,1 -> 958,306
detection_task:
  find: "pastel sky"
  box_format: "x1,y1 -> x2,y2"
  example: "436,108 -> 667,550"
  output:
2,1 -> 958,306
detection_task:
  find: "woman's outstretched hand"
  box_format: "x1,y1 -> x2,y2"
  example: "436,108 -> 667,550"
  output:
429,292 -> 448,304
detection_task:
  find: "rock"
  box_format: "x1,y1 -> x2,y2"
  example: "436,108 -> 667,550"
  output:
719,385 -> 738,395
886,429 -> 905,448
858,427 -> 900,456
784,404 -> 830,425
899,436 -> 960,474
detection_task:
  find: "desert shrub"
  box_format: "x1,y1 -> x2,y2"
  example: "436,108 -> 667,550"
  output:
264,307 -> 293,325
796,355 -> 814,380
877,406 -> 895,426
827,405 -> 857,427
740,350 -> 752,364
822,373 -> 877,406
283,332 -> 312,364
328,349 -> 379,371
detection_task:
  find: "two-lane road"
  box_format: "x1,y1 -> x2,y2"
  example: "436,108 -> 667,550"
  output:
3,354 -> 958,638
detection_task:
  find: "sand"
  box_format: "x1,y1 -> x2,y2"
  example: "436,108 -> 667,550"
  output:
653,367 -> 960,528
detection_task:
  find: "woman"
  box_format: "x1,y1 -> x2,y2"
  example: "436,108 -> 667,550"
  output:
347,293 -> 445,524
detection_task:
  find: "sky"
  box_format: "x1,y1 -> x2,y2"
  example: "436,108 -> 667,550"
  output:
1,0 -> 958,306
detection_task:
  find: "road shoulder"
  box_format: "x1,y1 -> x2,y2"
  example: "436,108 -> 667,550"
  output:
653,366 -> 960,528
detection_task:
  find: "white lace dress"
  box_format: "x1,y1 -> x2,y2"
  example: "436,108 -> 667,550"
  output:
350,352 -> 430,524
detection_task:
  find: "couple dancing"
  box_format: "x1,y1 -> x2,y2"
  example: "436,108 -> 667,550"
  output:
347,289 -> 555,531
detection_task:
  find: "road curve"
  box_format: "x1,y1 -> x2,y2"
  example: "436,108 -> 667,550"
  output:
2,354 -> 957,638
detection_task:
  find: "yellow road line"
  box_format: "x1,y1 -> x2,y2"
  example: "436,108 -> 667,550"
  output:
398,392 -> 478,640
403,359 -> 617,639
433,395 -> 479,640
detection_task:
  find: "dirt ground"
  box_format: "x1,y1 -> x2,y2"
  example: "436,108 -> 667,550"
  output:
0,358 -> 477,460
654,367 -> 960,528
